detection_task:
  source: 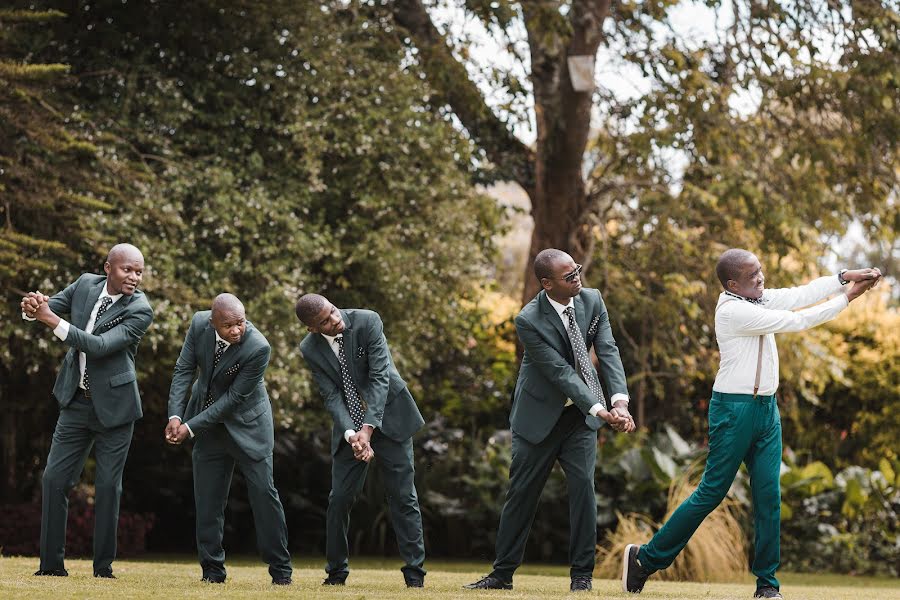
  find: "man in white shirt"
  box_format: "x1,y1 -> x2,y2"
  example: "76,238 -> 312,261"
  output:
622,248 -> 881,600
20,244 -> 153,579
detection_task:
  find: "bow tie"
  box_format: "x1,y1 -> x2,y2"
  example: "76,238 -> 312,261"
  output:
724,291 -> 764,305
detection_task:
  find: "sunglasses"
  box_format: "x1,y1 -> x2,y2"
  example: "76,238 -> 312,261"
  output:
546,264 -> 583,283
563,264 -> 583,283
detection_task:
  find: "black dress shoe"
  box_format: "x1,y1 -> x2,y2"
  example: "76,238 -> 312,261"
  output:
94,568 -> 116,579
754,586 -> 784,599
405,575 -> 425,588
272,577 -> 292,585
463,575 -> 513,590
622,543 -> 652,593
322,574 -> 347,586
34,568 -> 68,577
201,574 -> 226,584
570,576 -> 592,591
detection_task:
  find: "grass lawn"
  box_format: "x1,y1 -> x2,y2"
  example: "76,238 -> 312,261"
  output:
0,555 -> 897,599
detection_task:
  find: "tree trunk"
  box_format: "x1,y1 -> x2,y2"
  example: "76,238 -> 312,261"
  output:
390,0 -> 611,306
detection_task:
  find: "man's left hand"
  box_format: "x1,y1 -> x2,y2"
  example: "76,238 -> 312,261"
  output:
170,424 -> 190,444
610,404 -> 636,433
843,268 -> 882,283
351,425 -> 374,461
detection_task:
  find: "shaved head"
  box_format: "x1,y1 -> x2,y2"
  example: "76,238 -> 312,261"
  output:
295,293 -> 328,325
106,243 -> 143,267
212,293 -> 244,317
534,248 -> 570,281
210,293 -> 246,343
716,249 -> 757,288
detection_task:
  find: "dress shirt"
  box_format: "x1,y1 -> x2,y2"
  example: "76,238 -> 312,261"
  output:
322,332 -> 374,443
46,288 -> 123,391
545,295 -> 628,413
170,331 -> 232,438
713,275 -> 847,395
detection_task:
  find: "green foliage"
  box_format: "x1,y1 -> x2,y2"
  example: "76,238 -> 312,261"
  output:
780,287 -> 900,469
781,459 -> 900,576
0,0 -> 506,547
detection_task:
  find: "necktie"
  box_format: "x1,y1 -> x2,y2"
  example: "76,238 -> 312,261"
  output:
81,296 -> 114,392
563,306 -> 607,411
335,336 -> 365,430
203,340 -> 228,409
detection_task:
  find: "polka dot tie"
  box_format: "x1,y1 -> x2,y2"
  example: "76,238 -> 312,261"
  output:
335,336 -> 366,430
564,307 -> 607,410
203,340 -> 228,409
81,296 -> 114,392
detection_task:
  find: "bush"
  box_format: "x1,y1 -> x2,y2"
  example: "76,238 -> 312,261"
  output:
780,458 -> 900,576
0,486 -> 155,557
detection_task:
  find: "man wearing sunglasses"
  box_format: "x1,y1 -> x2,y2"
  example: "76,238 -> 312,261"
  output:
465,248 -> 635,593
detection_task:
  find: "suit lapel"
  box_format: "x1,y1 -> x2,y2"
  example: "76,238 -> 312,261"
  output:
80,279 -> 106,329
340,310 -> 359,383
539,291 -> 572,361
573,294 -> 588,342
313,332 -> 341,380
93,293 -> 133,332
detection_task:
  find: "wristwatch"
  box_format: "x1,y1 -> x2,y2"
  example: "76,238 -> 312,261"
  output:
838,269 -> 849,285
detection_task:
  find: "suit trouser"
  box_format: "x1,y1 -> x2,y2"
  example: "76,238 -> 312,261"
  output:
639,392 -> 782,590
192,425 -> 292,580
40,393 -> 134,572
491,404 -> 598,581
326,430 -> 426,580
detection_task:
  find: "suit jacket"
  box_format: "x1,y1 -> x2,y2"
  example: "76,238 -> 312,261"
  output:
299,309 -> 424,456
167,311 -> 274,462
48,273 -> 154,428
511,288 -> 629,444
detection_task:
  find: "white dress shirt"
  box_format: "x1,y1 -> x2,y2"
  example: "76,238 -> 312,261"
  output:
713,275 -> 848,395
322,333 -> 374,443
170,331 -> 231,438
545,296 -> 629,413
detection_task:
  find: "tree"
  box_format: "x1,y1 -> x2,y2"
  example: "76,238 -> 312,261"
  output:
0,7 -> 147,501
389,0 -> 897,304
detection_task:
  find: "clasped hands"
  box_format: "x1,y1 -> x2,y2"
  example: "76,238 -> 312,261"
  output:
349,425 -> 375,462
164,418 -> 190,445
844,268 -> 882,302
603,403 -> 636,433
20,292 -> 53,323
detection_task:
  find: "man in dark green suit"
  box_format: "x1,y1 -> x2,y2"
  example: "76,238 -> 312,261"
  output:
295,293 -> 426,588
465,248 -> 635,592
20,243 -> 153,578
165,293 -> 292,585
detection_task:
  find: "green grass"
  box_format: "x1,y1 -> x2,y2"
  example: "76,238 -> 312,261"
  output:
0,555 -> 897,599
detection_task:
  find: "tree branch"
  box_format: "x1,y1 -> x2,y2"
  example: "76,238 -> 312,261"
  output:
391,0 -> 535,191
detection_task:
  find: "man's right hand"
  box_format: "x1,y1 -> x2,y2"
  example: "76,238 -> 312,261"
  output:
600,408 -> 631,432
21,292 -> 49,317
847,277 -> 879,302
165,418 -> 182,444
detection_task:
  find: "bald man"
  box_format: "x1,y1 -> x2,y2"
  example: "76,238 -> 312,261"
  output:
166,294 -> 292,585
622,249 -> 881,600
20,244 -> 154,578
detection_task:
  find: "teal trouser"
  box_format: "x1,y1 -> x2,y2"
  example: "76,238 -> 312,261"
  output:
491,405 -> 598,581
192,425 -> 292,580
639,392 -> 782,590
326,430 -> 425,581
40,393 -> 134,573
